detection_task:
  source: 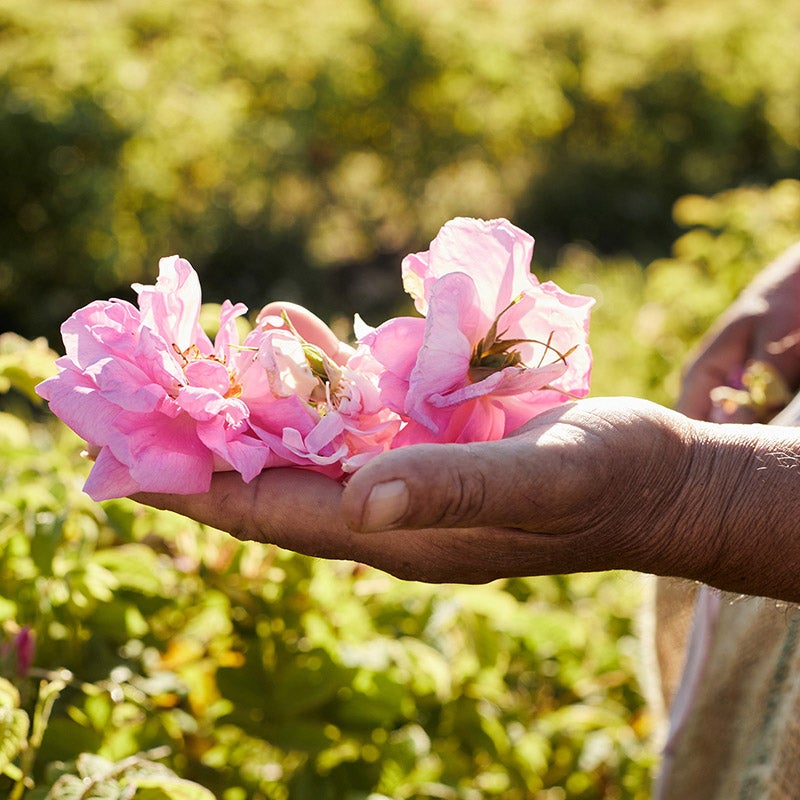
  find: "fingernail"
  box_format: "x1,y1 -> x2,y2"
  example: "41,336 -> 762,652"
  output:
361,479 -> 409,532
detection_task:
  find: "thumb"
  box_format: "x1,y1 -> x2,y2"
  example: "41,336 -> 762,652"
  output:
257,301 -> 354,365
342,437 -> 576,534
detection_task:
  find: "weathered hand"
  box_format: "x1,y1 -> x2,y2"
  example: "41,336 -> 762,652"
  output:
131,294 -> 800,600
135,397 -> 703,584
134,392 -> 800,601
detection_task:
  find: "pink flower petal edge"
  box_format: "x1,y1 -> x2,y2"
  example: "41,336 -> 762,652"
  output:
367,217 -> 594,445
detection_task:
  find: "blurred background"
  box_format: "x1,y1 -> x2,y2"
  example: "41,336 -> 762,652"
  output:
1,0 -> 799,798
2,0 -> 799,352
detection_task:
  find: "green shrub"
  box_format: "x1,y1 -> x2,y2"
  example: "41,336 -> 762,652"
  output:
550,179 -> 800,404
1,332 -> 654,799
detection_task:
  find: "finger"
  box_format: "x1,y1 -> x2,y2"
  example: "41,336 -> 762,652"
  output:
134,454 -> 620,583
257,301 -> 354,365
134,468 -> 359,561
680,244 -> 800,414
750,242 -> 800,383
676,311 -> 756,419
132,467 -> 552,583
341,433 -> 596,534
751,316 -> 800,393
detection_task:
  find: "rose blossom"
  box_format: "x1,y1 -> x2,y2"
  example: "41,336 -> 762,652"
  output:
38,217 -> 593,499
239,312 -> 401,478
360,217 -> 594,446
36,256 -> 274,500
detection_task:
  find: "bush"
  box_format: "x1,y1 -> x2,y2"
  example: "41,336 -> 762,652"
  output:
549,179 -> 800,404
0,336 -> 653,799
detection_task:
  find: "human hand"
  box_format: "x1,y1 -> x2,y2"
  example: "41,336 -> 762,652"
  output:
131,295 -> 800,600
678,242 -> 800,421
133,393 -> 800,601
135,397 -> 703,584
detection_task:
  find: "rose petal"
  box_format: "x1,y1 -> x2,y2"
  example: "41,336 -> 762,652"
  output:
83,447 -> 141,501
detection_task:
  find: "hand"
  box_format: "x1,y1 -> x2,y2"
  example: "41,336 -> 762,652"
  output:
136,397 -> 702,584
678,242 -> 800,420
133,296 -> 800,600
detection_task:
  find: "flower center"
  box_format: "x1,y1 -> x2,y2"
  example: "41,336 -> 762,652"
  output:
279,312 -> 345,413
468,298 -> 575,383
172,343 -> 243,399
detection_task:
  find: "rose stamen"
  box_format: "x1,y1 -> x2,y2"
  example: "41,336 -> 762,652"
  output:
469,299 -> 575,383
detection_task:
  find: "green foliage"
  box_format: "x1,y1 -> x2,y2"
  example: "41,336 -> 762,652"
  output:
0,678 -> 30,780
2,0 -> 800,792
41,753 -> 216,800
1,0 -> 798,343
549,179 -> 800,404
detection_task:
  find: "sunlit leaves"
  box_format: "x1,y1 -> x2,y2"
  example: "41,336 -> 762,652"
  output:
0,679 -> 29,779
3,0 -> 800,345
43,753 -> 215,800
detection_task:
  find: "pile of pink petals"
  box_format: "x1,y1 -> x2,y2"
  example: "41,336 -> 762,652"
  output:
36,217 -> 594,500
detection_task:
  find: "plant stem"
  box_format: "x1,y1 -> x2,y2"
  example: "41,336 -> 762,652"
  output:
10,677 -> 67,800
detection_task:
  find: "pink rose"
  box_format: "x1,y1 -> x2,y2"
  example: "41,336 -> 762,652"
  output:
241,314 -> 401,478
37,217 -> 594,499
36,256 -> 273,499
361,217 -> 594,445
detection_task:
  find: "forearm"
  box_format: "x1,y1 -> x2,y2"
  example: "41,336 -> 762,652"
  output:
664,421 -> 800,602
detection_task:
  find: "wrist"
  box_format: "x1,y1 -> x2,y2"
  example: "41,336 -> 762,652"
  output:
662,419 -> 800,600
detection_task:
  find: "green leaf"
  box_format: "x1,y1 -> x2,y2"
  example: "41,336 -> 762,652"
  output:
0,412 -> 31,448
0,334 -> 57,402
76,752 -> 116,780
0,705 -> 29,773
45,774 -> 124,800
263,719 -> 334,753
44,774 -> 90,800
39,717 -> 103,765
334,672 -> 408,729
43,755 -> 215,800
77,562 -> 119,604
89,599 -> 149,640
268,649 -> 355,717
0,677 -> 21,709
92,545 -> 166,596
